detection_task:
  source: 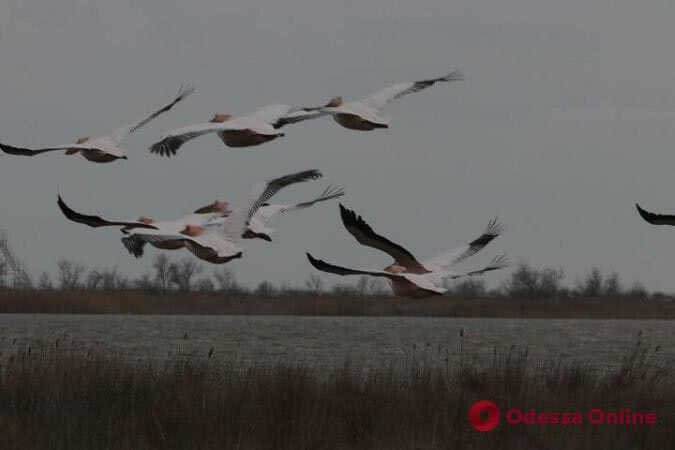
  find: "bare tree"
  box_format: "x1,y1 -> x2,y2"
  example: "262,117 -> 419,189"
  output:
86,270 -> 103,290
38,272 -> 53,291
213,267 -> 240,294
57,259 -> 85,290
133,272 -> 156,292
578,267 -> 603,297
0,260 -> 7,288
195,277 -> 215,292
152,254 -> 172,293
169,257 -> 203,291
304,274 -> 324,294
254,280 -> 275,296
603,272 -> 623,297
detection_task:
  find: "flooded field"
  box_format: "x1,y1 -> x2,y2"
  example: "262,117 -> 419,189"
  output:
0,314 -> 672,371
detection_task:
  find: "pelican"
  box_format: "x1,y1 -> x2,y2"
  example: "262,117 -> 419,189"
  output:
303,70 -> 463,131
635,203 -> 675,226
57,195 -> 228,256
0,84 -> 195,163
306,204 -> 507,298
123,169 -> 323,263
148,104 -> 322,157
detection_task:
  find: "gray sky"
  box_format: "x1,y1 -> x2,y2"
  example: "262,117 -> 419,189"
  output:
2,0 -> 675,290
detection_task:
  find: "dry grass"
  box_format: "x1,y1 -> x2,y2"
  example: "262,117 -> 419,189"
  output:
0,338 -> 671,449
0,289 -> 674,318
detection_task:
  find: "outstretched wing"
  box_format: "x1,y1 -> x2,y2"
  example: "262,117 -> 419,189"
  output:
361,70 -> 463,109
0,142 -> 88,157
339,204 -> 427,272
258,185 -> 345,220
148,122 -> 230,157
224,169 -> 323,240
306,253 -> 446,295
57,195 -> 158,230
306,252 -> 400,278
635,203 -> 675,226
109,83 -> 195,144
423,217 -> 503,270
272,109 -> 327,129
444,254 -> 509,280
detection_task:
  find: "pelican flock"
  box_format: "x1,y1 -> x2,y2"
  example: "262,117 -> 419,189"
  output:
2,68 -> 516,297
0,84 -> 194,163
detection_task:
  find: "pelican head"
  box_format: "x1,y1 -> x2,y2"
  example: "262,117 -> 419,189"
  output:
384,264 -> 406,274
210,113 -> 233,123
180,224 -> 204,237
326,96 -> 343,107
137,217 -> 154,225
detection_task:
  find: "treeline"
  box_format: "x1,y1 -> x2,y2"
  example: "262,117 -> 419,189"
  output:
0,251 -> 670,300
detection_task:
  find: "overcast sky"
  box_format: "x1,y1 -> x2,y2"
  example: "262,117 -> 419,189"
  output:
3,0 -> 675,290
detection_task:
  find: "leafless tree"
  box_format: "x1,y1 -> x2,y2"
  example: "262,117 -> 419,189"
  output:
195,277 -> 215,292
57,259 -> 85,290
152,254 -> 172,293
254,280 -> 275,296
133,272 -> 156,292
213,267 -> 241,294
304,274 -> 324,294
38,272 -> 53,291
169,257 -> 203,291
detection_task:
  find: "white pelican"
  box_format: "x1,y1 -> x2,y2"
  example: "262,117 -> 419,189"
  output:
303,70 -> 463,131
57,195 -> 228,256
0,84 -> 195,163
123,169 -> 323,263
246,185 -> 345,241
148,104 -> 322,157
635,203 -> 675,226
306,204 -> 507,298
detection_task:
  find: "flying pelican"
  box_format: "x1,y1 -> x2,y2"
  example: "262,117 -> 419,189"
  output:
306,204 -> 507,298
123,169 -> 324,263
193,185 -> 345,242
0,84 -> 195,163
57,195 -> 228,256
303,70 -> 463,131
635,203 -> 675,226
148,104 -> 322,157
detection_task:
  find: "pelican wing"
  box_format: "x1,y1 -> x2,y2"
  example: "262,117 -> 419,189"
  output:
0,142 -> 90,157
635,203 -> 675,226
272,109 -> 327,129
306,253 -> 446,295
57,195 -> 158,230
339,204 -> 426,272
109,83 -> 195,144
362,70 -> 463,109
250,105 -> 295,124
441,254 -> 510,281
258,185 -> 345,220
224,169 -> 323,239
423,217 -> 503,270
121,235 -> 148,258
148,122 -> 236,157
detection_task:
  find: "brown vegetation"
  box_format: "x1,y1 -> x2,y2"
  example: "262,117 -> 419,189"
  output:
0,338 -> 670,449
0,289 -> 674,318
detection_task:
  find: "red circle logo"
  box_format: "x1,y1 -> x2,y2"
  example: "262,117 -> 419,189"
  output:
469,400 -> 500,431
